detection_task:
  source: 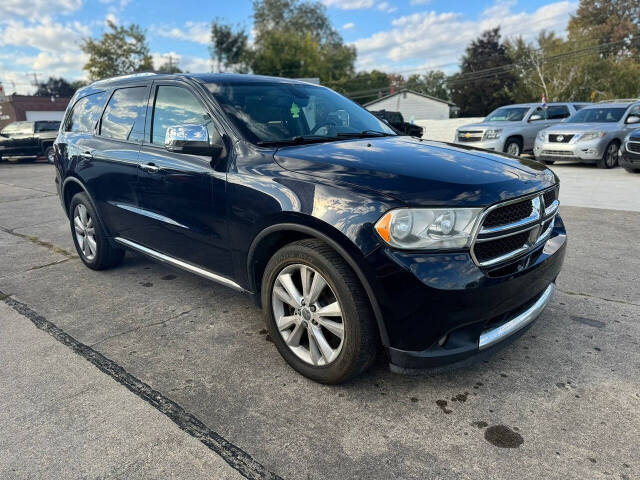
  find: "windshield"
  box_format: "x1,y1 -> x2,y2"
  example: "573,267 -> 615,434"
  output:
566,107 -> 627,123
485,107 -> 530,122
206,81 -> 395,144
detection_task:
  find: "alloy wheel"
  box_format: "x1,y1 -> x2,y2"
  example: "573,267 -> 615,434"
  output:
606,143 -> 618,167
74,204 -> 97,261
271,263 -> 345,366
507,142 -> 520,156
47,149 -> 55,163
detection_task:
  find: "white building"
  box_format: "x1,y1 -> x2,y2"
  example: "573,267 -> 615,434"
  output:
364,89 -> 454,121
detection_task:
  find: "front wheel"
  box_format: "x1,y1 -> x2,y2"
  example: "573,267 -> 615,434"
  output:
597,141 -> 619,169
44,146 -> 55,164
261,239 -> 378,384
504,138 -> 522,157
69,192 -> 124,270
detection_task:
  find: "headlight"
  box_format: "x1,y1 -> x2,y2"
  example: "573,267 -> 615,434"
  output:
536,131 -> 546,141
579,131 -> 607,142
484,129 -> 502,140
375,208 -> 483,250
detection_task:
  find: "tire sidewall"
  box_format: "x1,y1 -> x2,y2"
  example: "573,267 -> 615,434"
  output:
69,192 -> 108,269
504,139 -> 522,157
599,141 -> 619,169
261,244 -> 364,383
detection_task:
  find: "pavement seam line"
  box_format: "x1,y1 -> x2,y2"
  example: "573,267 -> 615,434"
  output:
557,289 -> 640,308
0,290 -> 284,480
0,226 -> 76,257
0,180 -> 57,195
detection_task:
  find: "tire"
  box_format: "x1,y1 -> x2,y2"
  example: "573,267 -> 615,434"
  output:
69,192 -> 124,270
543,160 -> 555,165
624,167 -> 640,173
597,141 -> 619,169
44,146 -> 55,164
503,138 -> 522,157
261,239 -> 378,384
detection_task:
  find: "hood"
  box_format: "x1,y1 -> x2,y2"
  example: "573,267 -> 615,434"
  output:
458,121 -> 521,130
546,122 -> 620,133
274,136 -> 555,207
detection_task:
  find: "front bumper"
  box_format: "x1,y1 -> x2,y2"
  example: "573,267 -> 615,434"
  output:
453,138 -> 504,151
534,138 -> 606,162
620,144 -> 640,169
367,216 -> 567,370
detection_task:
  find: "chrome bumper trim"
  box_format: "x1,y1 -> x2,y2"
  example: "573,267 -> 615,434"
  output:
114,237 -> 245,292
479,283 -> 555,350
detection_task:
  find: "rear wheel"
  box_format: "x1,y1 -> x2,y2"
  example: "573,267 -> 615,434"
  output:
44,146 -> 55,163
262,239 -> 377,384
597,141 -> 619,169
69,192 -> 124,270
504,138 -> 522,157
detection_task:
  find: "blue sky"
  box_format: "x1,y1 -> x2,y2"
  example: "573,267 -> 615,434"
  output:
0,0 -> 578,94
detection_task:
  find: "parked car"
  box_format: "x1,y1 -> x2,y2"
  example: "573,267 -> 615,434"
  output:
620,128 -> 640,173
454,102 -> 590,156
370,109 -> 424,138
534,101 -> 640,168
0,120 -> 60,163
54,73 -> 566,383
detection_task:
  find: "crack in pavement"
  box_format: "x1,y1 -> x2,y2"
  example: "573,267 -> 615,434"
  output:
0,226 -> 76,257
0,290 -> 283,480
27,257 -> 75,271
89,307 -> 202,348
0,194 -> 57,204
0,180 -> 57,195
557,288 -> 640,308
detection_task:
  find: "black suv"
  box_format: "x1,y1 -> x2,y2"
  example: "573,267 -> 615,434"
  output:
0,120 -> 60,163
54,73 -> 566,383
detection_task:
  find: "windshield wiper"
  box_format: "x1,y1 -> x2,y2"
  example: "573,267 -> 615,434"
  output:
336,130 -> 395,139
256,135 -> 336,147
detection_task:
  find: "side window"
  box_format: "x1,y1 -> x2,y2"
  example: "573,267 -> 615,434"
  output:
573,104 -> 587,112
151,86 -> 216,145
100,87 -> 148,142
529,107 -> 547,121
35,121 -> 60,132
66,92 -> 108,133
626,105 -> 640,121
547,105 -> 570,120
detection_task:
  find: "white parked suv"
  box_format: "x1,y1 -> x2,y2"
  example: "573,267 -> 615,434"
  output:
454,103 -> 590,156
534,101 -> 640,168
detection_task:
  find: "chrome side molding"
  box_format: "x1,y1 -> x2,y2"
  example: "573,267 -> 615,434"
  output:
114,237 -> 245,292
479,283 -> 556,350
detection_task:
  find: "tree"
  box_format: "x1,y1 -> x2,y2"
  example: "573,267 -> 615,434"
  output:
156,57 -> 183,74
332,70 -> 390,103
404,71 -> 450,101
449,28 -> 517,116
82,20 -> 154,81
210,20 -> 250,72
34,77 -> 76,98
568,0 -> 640,57
249,0 -> 356,85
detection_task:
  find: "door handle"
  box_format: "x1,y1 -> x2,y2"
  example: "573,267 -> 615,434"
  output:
79,151 -> 93,160
140,163 -> 160,173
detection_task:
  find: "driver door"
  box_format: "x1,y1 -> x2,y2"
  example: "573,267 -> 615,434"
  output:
133,81 -> 232,277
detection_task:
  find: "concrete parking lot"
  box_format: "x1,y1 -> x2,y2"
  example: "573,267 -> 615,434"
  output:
1,160 -> 638,480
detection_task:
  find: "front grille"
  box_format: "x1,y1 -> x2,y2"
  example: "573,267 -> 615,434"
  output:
549,134 -> 574,143
474,231 -> 530,263
543,188 -> 557,207
471,188 -> 560,267
483,199 -> 533,228
627,141 -> 640,153
542,150 -> 574,156
457,131 -> 483,142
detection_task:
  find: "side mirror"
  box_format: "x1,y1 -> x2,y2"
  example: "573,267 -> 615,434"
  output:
529,114 -> 543,121
164,124 -> 222,157
626,115 -> 640,124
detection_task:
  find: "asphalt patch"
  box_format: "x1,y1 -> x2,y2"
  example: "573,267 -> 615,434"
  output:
484,425 -> 524,448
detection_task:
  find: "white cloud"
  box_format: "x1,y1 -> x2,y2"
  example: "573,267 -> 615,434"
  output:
152,21 -> 210,45
343,22 -> 355,30
377,2 -> 397,13
0,17 -> 90,53
410,0 -> 432,4
321,0 -> 375,9
353,0 -> 578,72
0,0 -> 82,21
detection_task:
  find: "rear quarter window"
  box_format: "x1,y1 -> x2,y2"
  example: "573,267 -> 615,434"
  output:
65,91 -> 108,133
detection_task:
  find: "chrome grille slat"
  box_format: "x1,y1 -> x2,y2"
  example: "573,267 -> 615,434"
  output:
471,187 -> 559,267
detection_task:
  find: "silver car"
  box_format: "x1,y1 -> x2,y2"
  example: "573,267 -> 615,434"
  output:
534,101 -> 640,168
454,103 -> 589,156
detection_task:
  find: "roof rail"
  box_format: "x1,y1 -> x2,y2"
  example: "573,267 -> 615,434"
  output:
92,72 -> 159,85
596,98 -> 640,104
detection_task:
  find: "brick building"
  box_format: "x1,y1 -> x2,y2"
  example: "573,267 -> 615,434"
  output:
0,84 -> 70,130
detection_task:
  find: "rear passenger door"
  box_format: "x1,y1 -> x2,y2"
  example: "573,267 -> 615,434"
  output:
89,85 -> 150,237
133,81 -> 231,276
